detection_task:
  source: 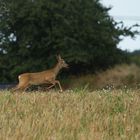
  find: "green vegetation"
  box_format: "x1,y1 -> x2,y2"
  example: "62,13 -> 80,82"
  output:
0,89 -> 139,140
129,50 -> 140,66
0,1 -> 140,139
0,0 -> 138,83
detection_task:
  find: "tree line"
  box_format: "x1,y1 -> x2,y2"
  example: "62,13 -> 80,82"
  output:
0,0 -> 138,83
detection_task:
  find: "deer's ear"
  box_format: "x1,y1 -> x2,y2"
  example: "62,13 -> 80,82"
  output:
57,55 -> 61,60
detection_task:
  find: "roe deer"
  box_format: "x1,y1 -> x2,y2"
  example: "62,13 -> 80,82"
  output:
13,55 -> 68,92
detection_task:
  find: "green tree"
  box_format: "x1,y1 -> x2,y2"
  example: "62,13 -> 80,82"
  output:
0,0 -> 139,83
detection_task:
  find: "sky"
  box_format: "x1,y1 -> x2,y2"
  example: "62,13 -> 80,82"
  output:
101,0 -> 140,52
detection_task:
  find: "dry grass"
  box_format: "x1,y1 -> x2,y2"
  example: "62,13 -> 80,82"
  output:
66,64 -> 140,89
95,64 -> 140,88
0,89 -> 140,140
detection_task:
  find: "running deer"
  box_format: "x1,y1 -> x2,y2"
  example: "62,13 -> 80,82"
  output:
13,55 -> 68,92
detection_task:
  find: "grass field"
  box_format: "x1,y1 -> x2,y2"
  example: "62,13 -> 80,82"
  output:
0,89 -> 139,140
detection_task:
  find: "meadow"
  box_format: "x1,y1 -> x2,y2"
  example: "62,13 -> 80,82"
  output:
0,89 -> 139,140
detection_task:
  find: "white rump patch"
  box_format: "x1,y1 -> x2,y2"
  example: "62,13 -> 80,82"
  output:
18,75 -> 21,79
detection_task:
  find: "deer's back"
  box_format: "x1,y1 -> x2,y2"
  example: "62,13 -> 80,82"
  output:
19,70 -> 56,85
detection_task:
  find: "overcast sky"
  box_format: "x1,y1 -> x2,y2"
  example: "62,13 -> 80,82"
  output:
101,0 -> 140,52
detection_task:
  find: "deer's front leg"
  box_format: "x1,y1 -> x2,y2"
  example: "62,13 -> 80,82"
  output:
54,80 -> 63,92
46,83 -> 55,90
44,79 -> 55,90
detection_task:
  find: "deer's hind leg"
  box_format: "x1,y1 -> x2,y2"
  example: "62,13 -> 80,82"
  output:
12,85 -> 26,92
12,82 -> 30,93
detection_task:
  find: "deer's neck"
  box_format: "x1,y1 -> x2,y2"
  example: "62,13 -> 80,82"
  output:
53,63 -> 62,76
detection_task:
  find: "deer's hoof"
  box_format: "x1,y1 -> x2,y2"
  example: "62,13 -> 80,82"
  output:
59,90 -> 63,93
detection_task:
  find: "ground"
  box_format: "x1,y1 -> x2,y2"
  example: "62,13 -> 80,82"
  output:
0,89 -> 139,140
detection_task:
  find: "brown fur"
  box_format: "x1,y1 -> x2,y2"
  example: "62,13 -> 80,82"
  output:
13,55 -> 68,92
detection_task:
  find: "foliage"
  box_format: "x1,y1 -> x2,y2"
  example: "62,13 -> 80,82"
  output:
128,50 -> 140,66
0,0 -> 138,82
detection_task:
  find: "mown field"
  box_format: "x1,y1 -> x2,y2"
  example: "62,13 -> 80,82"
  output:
0,89 -> 139,140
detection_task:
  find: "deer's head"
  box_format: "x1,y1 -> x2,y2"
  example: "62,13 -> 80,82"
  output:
57,55 -> 68,68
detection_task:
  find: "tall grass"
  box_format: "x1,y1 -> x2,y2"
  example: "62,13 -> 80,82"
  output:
65,64 -> 140,90
0,89 -> 139,140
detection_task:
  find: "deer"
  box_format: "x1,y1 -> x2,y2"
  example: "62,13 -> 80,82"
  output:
12,55 -> 68,92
